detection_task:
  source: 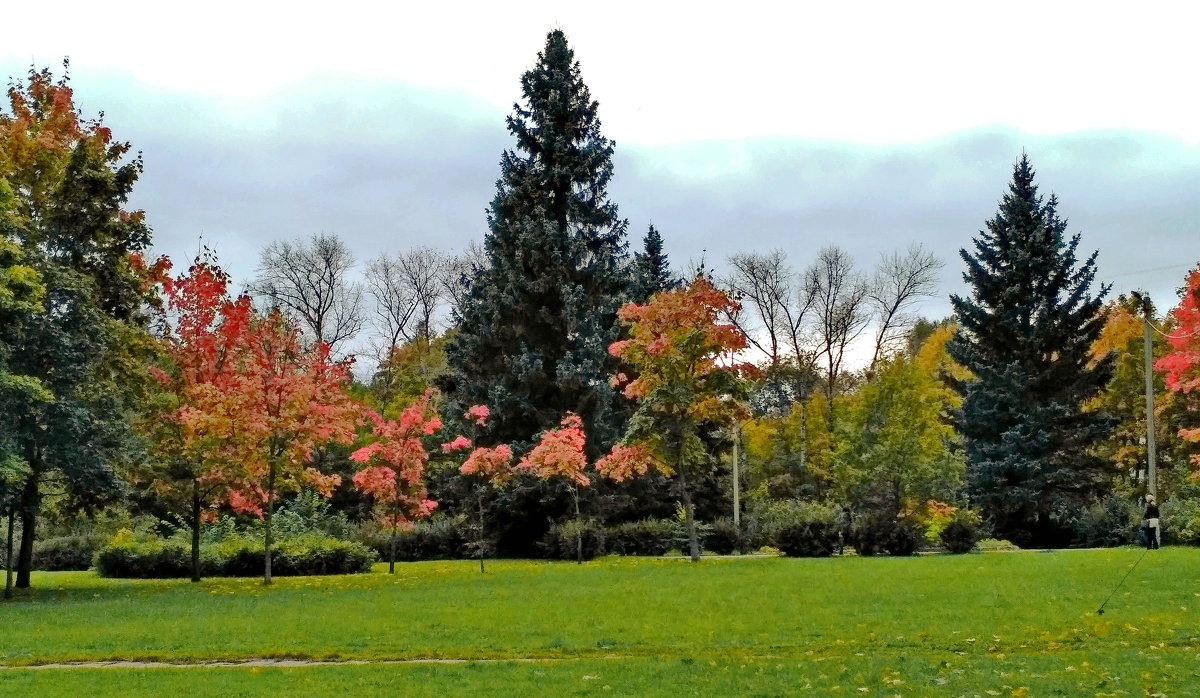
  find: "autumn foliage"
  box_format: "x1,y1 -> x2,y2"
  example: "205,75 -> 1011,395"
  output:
1157,266 -> 1200,473
601,277 -> 751,561
350,389 -> 441,532
517,413 -> 589,486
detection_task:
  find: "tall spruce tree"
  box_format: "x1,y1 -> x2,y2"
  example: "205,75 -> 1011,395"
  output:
948,155 -> 1113,547
442,31 -> 630,551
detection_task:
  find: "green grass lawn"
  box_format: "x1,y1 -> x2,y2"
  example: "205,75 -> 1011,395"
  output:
3,548 -> 1198,695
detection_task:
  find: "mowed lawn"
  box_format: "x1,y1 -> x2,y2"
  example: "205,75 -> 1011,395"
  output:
3,549 -> 1198,695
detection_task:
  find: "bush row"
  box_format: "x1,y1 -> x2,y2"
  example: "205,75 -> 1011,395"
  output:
94,532 -> 377,578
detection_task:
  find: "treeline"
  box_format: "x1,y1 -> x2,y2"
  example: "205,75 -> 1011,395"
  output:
3,33 -> 1199,590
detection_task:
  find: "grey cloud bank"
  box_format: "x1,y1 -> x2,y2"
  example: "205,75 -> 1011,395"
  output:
18,65 -> 1199,317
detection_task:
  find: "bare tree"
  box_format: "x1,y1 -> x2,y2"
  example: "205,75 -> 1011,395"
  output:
440,241 -> 487,320
724,249 -> 817,372
867,243 -> 943,370
366,247 -> 447,353
724,249 -> 821,476
251,233 -> 365,352
806,245 -> 870,407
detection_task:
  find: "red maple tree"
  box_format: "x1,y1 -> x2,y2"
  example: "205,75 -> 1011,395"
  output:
351,389 -> 442,573
1156,265 -> 1200,476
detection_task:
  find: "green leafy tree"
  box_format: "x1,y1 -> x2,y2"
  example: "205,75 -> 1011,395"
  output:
598,277 -> 750,562
0,64 -> 157,587
832,325 -> 966,513
949,155 -> 1113,547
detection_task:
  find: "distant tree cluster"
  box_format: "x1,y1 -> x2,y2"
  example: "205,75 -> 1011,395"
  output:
5,33 -> 1200,592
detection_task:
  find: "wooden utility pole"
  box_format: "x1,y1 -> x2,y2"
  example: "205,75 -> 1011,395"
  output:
1142,296 -> 1158,501
732,426 -> 740,529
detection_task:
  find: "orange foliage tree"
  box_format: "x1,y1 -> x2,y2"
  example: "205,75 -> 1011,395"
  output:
179,305 -> 361,584
597,277 -> 751,561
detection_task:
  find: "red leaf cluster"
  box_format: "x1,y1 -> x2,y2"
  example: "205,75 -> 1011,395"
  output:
1155,265 -> 1200,473
595,443 -> 671,483
460,444 -> 516,486
517,413 -> 589,487
350,390 -> 442,531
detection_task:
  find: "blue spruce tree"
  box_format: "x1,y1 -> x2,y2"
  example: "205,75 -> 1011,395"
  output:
949,155 -> 1114,547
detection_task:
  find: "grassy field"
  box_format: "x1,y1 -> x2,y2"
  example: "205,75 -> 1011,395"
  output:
2,548 -> 1198,695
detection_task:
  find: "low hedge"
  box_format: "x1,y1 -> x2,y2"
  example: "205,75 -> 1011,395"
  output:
853,515 -> 921,557
704,518 -> 744,555
33,535 -> 102,571
95,532 -> 376,578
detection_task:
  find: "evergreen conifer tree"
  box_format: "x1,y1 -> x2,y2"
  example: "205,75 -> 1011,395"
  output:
630,224 -> 676,302
444,30 -> 628,454
949,155 -> 1113,547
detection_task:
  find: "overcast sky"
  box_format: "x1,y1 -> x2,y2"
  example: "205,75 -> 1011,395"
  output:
4,1 -> 1199,357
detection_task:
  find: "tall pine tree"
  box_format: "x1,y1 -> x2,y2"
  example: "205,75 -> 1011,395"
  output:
949,155 -> 1113,547
446,29 -> 629,453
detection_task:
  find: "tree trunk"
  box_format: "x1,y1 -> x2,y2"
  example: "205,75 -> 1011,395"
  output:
263,466 -> 276,585
5,508 -> 14,600
572,485 -> 583,565
389,529 -> 397,575
191,479 -> 202,583
677,469 -> 701,563
16,476 -> 37,589
477,489 -> 486,574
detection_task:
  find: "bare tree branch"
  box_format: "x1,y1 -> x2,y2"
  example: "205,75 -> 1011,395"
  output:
250,233 -> 365,353
723,250 -> 819,373
868,243 -> 943,369
440,241 -> 486,321
806,245 -> 870,406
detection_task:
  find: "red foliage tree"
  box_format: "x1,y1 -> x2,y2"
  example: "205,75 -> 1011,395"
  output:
141,255 -> 248,582
1156,265 -> 1200,475
518,413 -> 592,562
446,404 -> 517,572
351,389 -> 442,573
175,303 -> 360,584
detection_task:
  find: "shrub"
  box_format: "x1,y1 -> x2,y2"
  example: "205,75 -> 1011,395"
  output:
33,535 -> 101,571
1070,495 -> 1139,547
853,515 -> 920,556
606,519 -> 675,556
94,532 -> 194,578
541,518 -> 605,560
976,537 -> 1019,551
747,499 -> 839,548
392,516 -> 472,561
940,519 -> 979,554
777,520 -> 840,557
704,518 -> 744,555
1161,497 -> 1200,545
95,530 -> 376,578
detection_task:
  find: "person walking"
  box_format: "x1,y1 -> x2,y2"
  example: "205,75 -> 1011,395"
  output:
1142,495 -> 1161,550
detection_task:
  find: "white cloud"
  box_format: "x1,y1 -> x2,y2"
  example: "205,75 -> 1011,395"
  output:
5,0 -> 1200,144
